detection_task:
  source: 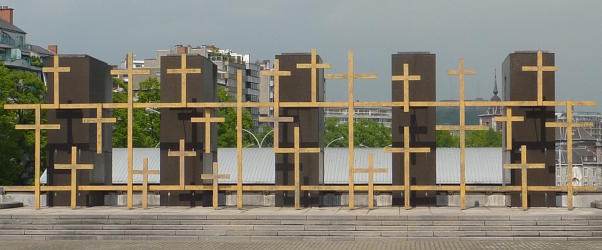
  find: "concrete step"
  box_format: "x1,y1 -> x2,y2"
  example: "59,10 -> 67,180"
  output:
1,210 -> 602,239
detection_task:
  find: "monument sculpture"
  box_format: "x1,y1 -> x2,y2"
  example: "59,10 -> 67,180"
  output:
2,48 -> 597,211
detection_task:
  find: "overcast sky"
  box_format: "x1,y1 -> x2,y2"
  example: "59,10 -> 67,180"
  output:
8,0 -> 602,111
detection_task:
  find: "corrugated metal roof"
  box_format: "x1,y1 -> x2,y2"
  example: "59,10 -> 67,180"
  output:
217,148 -> 274,184
324,148 -> 392,184
435,148 -> 506,184
112,148 -> 161,184
41,147 -> 505,185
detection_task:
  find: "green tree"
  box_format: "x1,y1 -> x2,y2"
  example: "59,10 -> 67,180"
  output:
112,77 -> 161,148
323,118 -> 392,148
436,130 -> 460,147
216,86 -> 256,147
354,119 -> 392,147
0,65 -> 47,185
324,118 -> 347,147
466,129 -> 502,147
436,129 -> 502,147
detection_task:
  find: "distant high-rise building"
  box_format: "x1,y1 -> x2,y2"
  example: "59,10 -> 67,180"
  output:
258,60 -> 274,119
112,44 -> 262,125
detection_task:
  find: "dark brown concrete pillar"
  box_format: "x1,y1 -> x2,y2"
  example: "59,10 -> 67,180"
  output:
275,53 -> 325,207
159,55 -> 217,206
391,52 -> 437,206
502,51 -> 556,207
46,55 -> 113,207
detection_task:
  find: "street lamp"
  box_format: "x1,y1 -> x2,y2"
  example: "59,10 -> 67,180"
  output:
241,128 -> 261,148
259,129 -> 274,148
326,136 -> 344,148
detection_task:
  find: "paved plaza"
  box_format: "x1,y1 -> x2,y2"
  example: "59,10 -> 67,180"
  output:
0,239 -> 601,250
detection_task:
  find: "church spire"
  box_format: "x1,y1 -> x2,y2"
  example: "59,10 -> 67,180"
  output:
493,68 -> 498,96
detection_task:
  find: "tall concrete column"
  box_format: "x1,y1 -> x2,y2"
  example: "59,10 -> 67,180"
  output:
502,51 -> 556,207
391,52 -> 437,206
46,55 -> 113,207
159,55 -> 217,206
275,53 -> 325,207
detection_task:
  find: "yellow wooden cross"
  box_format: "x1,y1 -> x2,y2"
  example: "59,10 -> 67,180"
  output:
503,145 -> 545,211
168,139 -> 197,190
42,55 -> 70,108
292,126 -> 320,209
260,59 -> 292,151
110,52 -> 150,209
438,58 -> 487,210
296,48 -> 331,103
392,63 -> 421,112
546,102 -> 593,210
167,54 -> 201,106
384,126 -> 431,209
354,152 -> 387,209
133,157 -> 159,209
201,162 -> 230,209
191,108 -> 225,153
522,50 -> 558,106
82,104 -> 116,154
494,107 -> 524,151
54,146 -> 94,209
14,104 -> 60,209
236,69 -> 244,209
326,50 -> 377,209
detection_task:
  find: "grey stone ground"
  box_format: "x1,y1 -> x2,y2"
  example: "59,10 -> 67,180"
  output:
0,239 -> 601,250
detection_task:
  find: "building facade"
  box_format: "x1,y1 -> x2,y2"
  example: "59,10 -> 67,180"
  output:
112,45 -> 262,125
325,107 -> 392,128
0,6 -> 54,74
555,111 -> 602,187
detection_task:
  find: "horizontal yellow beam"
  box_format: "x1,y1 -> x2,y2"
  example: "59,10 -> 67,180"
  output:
2,184 -> 601,195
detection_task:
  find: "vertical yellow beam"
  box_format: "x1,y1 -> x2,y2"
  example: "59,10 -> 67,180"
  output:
70,146 -> 77,209
310,49 -> 317,103
521,145 -> 528,210
53,56 -> 60,107
537,51 -> 543,105
506,108 -> 513,150
368,152 -> 374,209
180,55 -> 187,106
347,51 -> 355,209
236,69 -> 243,209
458,59 -> 467,211
34,107 -> 41,210
212,162 -> 219,209
96,106 -> 102,154
404,126 -> 411,210
566,104 -> 573,210
126,52 -> 134,209
294,126 -> 300,210
178,139 -> 185,189
204,108 -> 212,154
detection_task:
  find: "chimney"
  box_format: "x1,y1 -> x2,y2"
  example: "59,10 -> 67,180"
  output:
0,6 -> 13,25
175,45 -> 188,55
48,45 -> 58,55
